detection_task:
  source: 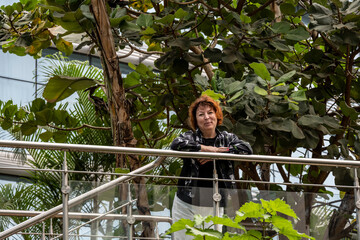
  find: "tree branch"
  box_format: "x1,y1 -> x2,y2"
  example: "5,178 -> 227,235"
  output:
131,108 -> 165,122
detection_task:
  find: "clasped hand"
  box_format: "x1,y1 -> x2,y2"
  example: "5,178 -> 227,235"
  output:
198,145 -> 229,165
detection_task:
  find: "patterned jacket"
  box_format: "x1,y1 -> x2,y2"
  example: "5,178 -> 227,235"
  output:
170,128 -> 253,205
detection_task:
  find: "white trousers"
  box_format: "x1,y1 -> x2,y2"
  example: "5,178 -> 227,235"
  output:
171,195 -> 224,240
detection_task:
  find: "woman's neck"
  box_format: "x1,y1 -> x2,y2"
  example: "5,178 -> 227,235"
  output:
202,130 -> 216,139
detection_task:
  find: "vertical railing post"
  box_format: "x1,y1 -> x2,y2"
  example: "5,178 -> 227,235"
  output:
353,168 -> 360,240
62,151 -> 70,240
50,218 -> 53,239
127,182 -> 135,240
213,160 -> 221,232
42,222 -> 45,240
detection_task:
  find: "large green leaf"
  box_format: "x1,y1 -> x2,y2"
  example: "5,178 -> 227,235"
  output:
249,62 -> 271,81
43,76 -> 98,103
298,115 -> 324,128
284,27 -> 309,41
261,199 -> 298,219
54,37 -> 73,56
168,37 -> 191,50
339,101 -> 358,120
136,14 -> 153,28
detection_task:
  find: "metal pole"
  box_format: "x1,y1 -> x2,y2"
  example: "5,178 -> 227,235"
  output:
354,169 -> 360,240
0,157 -> 163,239
50,219 -> 53,239
213,160 -> 221,232
3,139 -> 360,167
42,222 -> 45,240
62,151 -> 69,240
127,182 -> 134,240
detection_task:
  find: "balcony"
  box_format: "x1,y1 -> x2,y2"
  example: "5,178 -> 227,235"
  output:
0,140 -> 359,239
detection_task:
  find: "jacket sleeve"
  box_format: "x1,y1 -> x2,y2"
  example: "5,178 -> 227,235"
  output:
227,133 -> 253,155
170,131 -> 201,152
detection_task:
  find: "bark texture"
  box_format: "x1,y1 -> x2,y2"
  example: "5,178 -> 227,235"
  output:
90,0 -> 155,237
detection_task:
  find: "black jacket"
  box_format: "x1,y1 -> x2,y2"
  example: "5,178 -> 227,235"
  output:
170,128 -> 253,206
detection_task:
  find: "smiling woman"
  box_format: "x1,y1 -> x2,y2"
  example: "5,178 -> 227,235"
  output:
170,95 -> 253,240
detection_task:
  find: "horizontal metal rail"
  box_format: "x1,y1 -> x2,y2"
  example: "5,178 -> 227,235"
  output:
16,232 -> 168,240
0,164 -> 357,189
0,209 -> 172,222
0,156 -> 164,239
0,140 -> 359,167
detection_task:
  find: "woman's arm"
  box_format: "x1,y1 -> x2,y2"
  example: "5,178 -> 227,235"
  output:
228,133 -> 253,154
170,131 -> 201,152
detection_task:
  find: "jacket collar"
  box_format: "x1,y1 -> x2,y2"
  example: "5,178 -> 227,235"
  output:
195,128 -> 220,139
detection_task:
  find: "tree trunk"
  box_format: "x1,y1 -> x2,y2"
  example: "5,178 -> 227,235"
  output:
328,192 -> 355,240
90,0 -> 155,237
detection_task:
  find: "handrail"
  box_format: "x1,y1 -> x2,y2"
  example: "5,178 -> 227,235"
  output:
0,140 -> 360,167
0,156 -> 164,239
0,209 -> 173,222
1,139 -> 360,239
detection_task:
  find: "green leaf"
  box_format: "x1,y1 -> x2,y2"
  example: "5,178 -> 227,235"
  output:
280,3 -> 296,15
210,216 -> 245,230
185,226 -> 222,239
224,81 -> 245,95
249,62 -> 271,81
271,22 -> 291,34
168,37 -> 190,50
298,115 -> 324,128
53,131 -> 68,143
339,101 -> 358,120
201,90 -> 225,101
21,121 -> 38,136
253,86 -> 268,96
276,70 -> 296,85
55,38 -> 74,56
304,49 -> 324,64
4,104 -> 17,118
155,14 -> 174,25
1,118 -> 13,130
166,218 -> 194,234
43,76 -> 97,103
269,40 -> 290,51
290,121 -> 305,139
30,98 -> 46,112
35,109 -> 53,125
193,214 -> 208,226
174,8 -> 188,19
204,48 -> 222,62
236,201 -> 265,222
39,131 -> 53,142
194,74 -> 210,89
141,27 -> 156,35
343,0 -> 360,14
136,14 -> 153,28
261,199 -> 298,219
284,27 -> 309,41
240,13 -> 251,23
290,89 -> 307,101
124,72 -> 141,88
261,117 -> 292,132
15,108 -> 26,120
228,90 -> 244,103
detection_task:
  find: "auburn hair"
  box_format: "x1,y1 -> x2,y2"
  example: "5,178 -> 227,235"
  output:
188,95 -> 223,131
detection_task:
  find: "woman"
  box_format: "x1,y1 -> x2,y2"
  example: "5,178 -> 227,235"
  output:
170,95 -> 252,239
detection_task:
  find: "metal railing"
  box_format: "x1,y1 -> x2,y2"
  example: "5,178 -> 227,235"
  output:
0,139 -> 360,239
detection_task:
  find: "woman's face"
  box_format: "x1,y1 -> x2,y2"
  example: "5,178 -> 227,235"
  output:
196,104 -> 217,136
